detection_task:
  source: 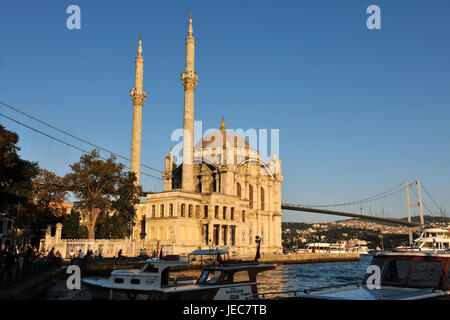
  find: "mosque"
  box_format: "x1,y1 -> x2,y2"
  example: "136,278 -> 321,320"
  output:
129,15 -> 283,256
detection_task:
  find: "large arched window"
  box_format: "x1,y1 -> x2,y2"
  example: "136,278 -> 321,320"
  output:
249,185 -> 253,209
160,204 -> 164,217
181,204 -> 185,217
242,210 -> 246,223
236,183 -> 242,198
230,207 -> 234,220
169,204 -> 173,217
223,206 -> 227,220
204,205 -> 208,218
261,187 -> 265,211
188,204 -> 193,218
152,205 -> 156,218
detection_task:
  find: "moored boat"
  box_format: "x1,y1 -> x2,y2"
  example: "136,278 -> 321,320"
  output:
82,248 -> 276,300
250,250 -> 450,300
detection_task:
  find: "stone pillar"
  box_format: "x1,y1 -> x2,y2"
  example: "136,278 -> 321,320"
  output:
130,35 -> 147,186
181,14 -> 198,192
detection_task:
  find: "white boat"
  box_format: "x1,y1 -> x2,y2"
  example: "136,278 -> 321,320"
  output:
394,227 -> 450,252
82,249 -> 276,300
349,241 -> 369,254
251,250 -> 450,300
304,242 -> 351,253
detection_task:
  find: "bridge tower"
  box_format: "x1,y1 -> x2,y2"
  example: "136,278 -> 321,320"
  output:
405,180 -> 425,245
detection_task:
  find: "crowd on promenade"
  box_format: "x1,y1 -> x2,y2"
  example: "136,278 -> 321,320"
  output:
68,247 -> 159,261
0,243 -> 62,289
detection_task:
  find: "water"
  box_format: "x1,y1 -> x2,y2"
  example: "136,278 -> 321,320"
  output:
44,255 -> 373,300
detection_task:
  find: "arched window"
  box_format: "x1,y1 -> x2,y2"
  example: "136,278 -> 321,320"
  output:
230,207 -> 234,220
188,204 -> 193,218
236,183 -> 242,198
223,206 -> 227,220
249,185 -> 253,209
169,204 -> 173,217
261,187 -> 265,211
195,205 -> 200,218
204,205 -> 208,218
215,206 -> 219,219
160,204 -> 164,217
242,210 -> 246,223
181,204 -> 185,217
152,205 -> 156,218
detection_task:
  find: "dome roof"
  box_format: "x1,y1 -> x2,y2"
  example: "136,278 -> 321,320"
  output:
194,130 -> 251,150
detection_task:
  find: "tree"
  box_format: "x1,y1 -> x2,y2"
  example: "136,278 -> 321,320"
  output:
61,209 -> 88,239
0,125 -> 39,217
63,150 -> 141,239
21,168 -> 67,237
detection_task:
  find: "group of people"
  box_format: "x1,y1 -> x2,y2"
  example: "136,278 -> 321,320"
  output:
69,246 -> 103,260
0,243 -> 62,285
139,248 -> 161,258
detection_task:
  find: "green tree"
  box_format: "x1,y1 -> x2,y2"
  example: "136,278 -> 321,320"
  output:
0,125 -> 39,219
61,209 -> 88,239
63,150 -> 141,239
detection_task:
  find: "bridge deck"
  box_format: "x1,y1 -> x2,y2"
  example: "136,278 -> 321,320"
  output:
281,204 -> 420,227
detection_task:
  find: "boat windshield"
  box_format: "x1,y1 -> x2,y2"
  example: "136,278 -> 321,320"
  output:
142,264 -> 159,273
365,256 -> 445,288
198,270 -> 223,285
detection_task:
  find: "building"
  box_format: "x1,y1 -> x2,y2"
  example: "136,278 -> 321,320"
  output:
130,15 -> 283,256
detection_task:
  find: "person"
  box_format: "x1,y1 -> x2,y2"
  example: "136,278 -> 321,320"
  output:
78,249 -> 84,259
152,249 -> 156,258
69,249 -> 75,260
118,249 -> 123,259
98,246 -> 103,258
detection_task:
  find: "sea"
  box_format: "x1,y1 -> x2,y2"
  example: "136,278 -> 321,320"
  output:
43,254 -> 373,300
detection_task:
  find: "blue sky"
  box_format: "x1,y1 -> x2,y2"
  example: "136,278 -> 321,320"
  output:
0,1 -> 449,222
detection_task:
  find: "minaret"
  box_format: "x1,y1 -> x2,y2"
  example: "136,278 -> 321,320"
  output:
130,35 -> 147,185
181,14 -> 198,192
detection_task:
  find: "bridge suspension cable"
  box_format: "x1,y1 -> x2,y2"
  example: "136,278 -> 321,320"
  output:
0,112 -> 163,181
298,182 -> 405,208
420,183 -> 445,216
0,100 -> 163,174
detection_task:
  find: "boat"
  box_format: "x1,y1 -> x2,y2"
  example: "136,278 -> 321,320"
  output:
394,227 -> 450,252
250,250 -> 450,300
82,247 -> 276,300
349,240 -> 369,254
304,242 -> 352,254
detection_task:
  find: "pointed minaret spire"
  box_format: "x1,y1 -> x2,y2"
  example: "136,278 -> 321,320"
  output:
130,34 -> 147,186
188,12 -> 193,37
138,34 -> 142,56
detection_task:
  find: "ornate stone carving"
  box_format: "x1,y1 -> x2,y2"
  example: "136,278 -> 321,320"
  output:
130,88 -> 147,104
181,71 -> 198,90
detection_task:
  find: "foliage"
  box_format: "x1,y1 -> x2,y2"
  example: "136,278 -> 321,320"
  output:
61,209 -> 88,239
63,150 -> 142,239
0,124 -> 39,217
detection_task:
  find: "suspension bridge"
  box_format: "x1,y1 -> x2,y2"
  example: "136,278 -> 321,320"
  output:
1,100 -> 447,233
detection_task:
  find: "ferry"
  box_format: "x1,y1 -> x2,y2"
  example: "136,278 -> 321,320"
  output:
394,227 -> 450,252
82,248 -> 276,300
250,250 -> 450,300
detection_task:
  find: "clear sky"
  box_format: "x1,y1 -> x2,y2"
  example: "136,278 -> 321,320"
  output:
0,1 -> 449,222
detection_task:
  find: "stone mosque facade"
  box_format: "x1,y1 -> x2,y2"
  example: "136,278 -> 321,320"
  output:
130,16 -> 283,256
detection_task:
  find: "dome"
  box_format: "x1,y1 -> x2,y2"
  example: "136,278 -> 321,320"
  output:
194,130 -> 252,150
